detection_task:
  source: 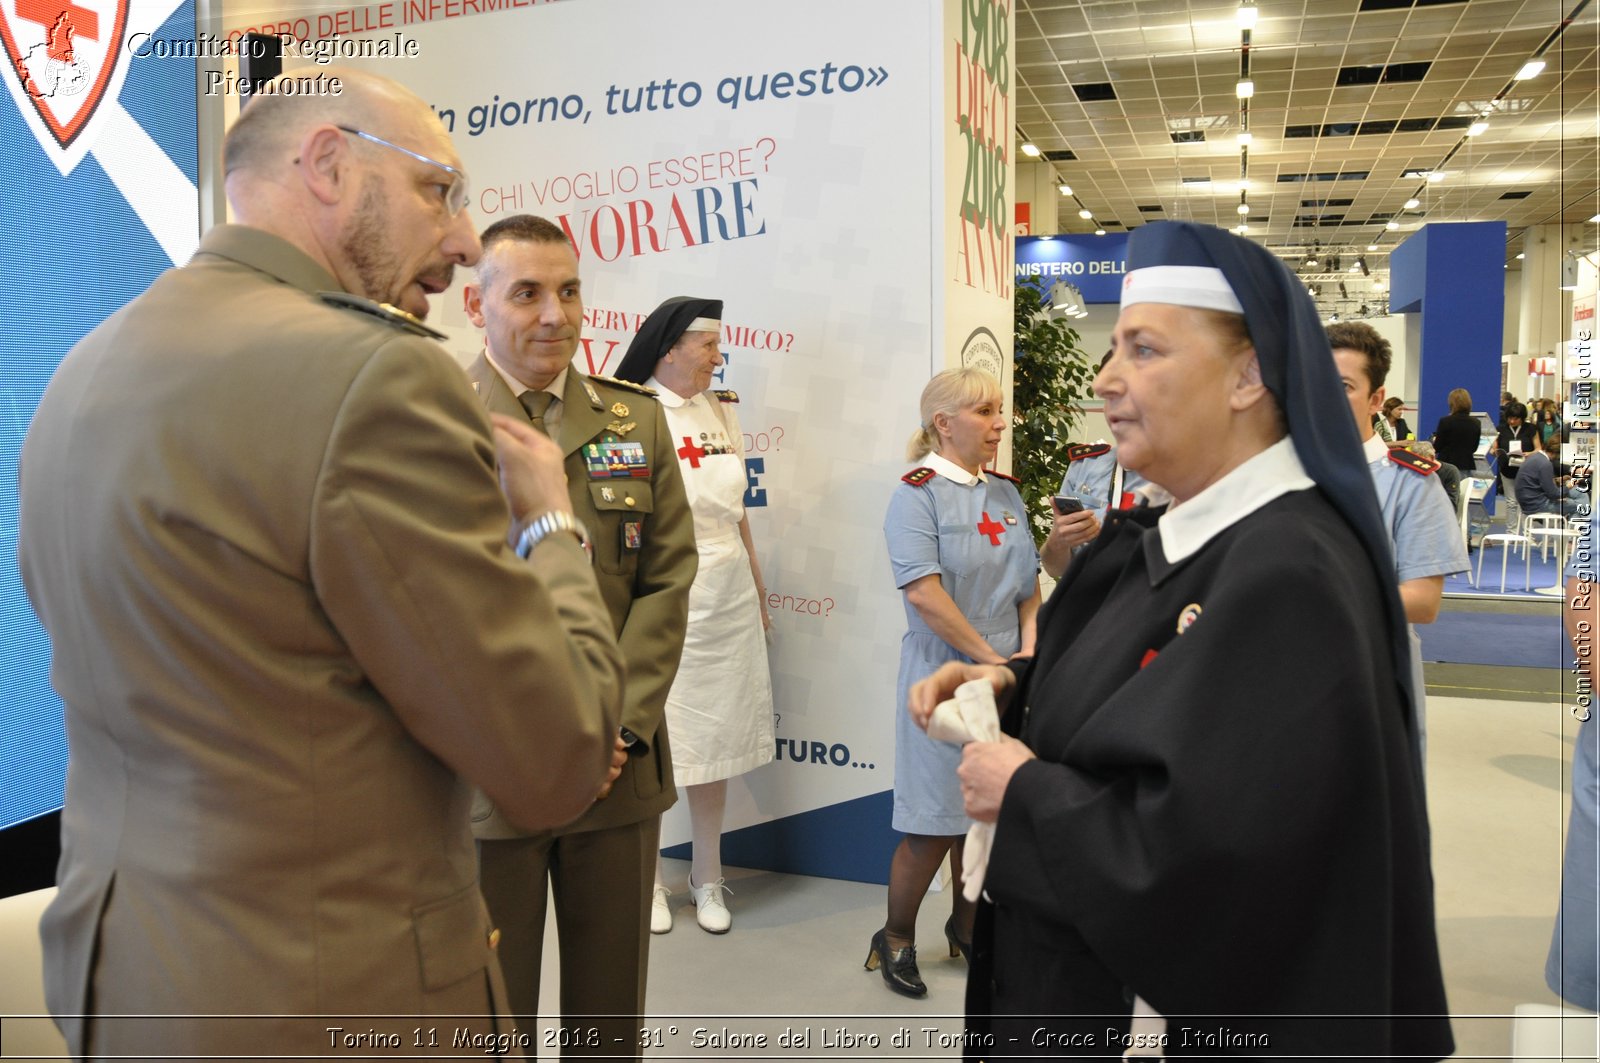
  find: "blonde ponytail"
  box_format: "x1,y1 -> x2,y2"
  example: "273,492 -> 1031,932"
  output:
906,426 -> 939,462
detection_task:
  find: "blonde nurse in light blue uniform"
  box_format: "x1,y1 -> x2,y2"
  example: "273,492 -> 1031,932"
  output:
871,367 -> 1040,999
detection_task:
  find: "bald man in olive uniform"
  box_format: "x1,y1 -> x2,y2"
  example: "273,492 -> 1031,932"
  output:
463,213 -> 696,1058
19,72 -> 621,1059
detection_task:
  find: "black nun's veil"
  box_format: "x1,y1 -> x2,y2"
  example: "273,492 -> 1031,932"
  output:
1126,221 -> 1417,747
612,296 -> 723,385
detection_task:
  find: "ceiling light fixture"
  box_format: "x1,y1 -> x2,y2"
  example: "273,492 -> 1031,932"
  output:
1235,224 -> 1249,234
1021,141 -> 1041,157
1235,79 -> 1254,99
1589,214 -> 1600,223
1403,198 -> 1420,210
1366,244 -> 1378,252
1238,131 -> 1253,146
1058,184 -> 1073,196
1094,227 -> 1107,236
1236,1 -> 1258,30
1516,252 -> 1526,259
1427,171 -> 1445,183
1467,120 -> 1489,137
1079,208 -> 1093,219
1237,202 -> 1251,215
1386,221 -> 1400,230
1515,59 -> 1546,80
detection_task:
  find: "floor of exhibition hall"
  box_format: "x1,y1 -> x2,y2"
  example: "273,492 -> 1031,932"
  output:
516,597 -> 1585,1061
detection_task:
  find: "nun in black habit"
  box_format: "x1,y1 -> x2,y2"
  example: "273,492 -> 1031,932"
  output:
910,221 -> 1453,1060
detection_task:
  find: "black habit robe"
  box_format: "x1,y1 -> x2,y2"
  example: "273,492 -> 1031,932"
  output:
965,481 -> 1453,1060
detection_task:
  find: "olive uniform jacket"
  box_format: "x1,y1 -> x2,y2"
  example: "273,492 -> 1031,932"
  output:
466,356 -> 697,837
17,224 -> 624,1058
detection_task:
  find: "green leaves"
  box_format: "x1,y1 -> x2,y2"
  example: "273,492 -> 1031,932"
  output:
1012,282 -> 1095,542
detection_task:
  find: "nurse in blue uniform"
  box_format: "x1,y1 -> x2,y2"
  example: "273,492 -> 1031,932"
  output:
872,367 -> 1040,999
1550,496 -> 1599,1009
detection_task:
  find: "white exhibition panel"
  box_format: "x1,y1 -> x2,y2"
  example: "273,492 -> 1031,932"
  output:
219,0 -> 956,872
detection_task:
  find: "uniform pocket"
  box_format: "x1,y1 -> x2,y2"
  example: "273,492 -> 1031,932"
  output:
587,481 -> 655,575
412,885 -> 490,991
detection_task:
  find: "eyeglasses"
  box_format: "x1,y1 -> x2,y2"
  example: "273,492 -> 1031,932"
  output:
337,125 -> 470,216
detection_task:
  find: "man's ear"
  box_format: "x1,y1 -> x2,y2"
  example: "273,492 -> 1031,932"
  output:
1230,350 -> 1271,412
462,281 -> 485,328
298,124 -> 352,206
1370,385 -> 1386,418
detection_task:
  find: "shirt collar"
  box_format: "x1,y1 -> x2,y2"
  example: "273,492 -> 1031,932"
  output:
486,351 -> 565,402
1157,437 -> 1314,565
1362,432 -> 1389,464
921,451 -> 984,485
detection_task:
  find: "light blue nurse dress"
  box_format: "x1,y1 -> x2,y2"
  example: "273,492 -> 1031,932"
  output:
883,459 -> 1040,836
1548,498 -> 1599,1009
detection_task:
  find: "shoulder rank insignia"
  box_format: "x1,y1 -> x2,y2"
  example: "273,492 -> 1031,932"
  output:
590,374 -> 659,397
984,468 -> 1020,484
1066,442 -> 1111,463
1386,447 -> 1439,476
902,467 -> 936,487
711,389 -> 740,404
318,292 -> 446,340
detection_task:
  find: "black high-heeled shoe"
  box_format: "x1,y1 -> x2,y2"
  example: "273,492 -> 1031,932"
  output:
864,928 -> 927,997
944,916 -> 972,964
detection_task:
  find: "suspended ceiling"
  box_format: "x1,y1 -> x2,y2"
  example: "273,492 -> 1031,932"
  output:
1015,0 -> 1600,312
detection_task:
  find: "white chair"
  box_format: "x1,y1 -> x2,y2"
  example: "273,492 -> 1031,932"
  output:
1526,512 -> 1569,560
1474,532 -> 1532,592
0,887 -> 67,1061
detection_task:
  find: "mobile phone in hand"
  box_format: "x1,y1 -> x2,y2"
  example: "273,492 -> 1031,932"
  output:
1052,495 -> 1084,515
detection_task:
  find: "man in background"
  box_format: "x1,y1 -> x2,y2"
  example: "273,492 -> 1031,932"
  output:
464,214 -> 697,1058
1328,321 -> 1467,754
19,71 -> 621,1058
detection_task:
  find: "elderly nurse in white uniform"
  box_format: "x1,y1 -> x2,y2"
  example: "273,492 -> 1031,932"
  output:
613,297 -> 775,935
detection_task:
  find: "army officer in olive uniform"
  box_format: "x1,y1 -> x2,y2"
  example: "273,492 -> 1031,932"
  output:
463,214 -> 696,1058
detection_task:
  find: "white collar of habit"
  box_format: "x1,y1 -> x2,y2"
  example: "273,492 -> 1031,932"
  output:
645,375 -> 696,409
1157,437 -> 1313,565
922,451 -> 984,485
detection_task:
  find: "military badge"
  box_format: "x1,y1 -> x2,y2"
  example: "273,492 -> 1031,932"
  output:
621,519 -> 644,552
1176,603 -> 1203,634
611,402 -> 630,418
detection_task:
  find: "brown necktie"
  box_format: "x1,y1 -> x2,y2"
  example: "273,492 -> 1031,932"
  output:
519,390 -> 555,435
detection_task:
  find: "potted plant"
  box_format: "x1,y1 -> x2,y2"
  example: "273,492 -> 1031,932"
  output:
1011,281 -> 1096,542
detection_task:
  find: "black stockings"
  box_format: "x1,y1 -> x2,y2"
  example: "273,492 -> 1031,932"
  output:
884,833 -> 974,949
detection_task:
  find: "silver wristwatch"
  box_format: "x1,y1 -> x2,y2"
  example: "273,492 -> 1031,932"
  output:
514,510 -> 593,562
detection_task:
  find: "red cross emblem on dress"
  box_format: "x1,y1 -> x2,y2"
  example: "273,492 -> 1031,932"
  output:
1,0 -> 129,167
977,512 -> 1005,546
677,436 -> 707,468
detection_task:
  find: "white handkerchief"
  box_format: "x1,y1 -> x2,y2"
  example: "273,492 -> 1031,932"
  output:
927,678 -> 1001,902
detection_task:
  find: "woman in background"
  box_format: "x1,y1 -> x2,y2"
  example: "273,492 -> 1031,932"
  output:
875,367 -> 1039,998
1432,386 -> 1482,479
1382,396 -> 1412,441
